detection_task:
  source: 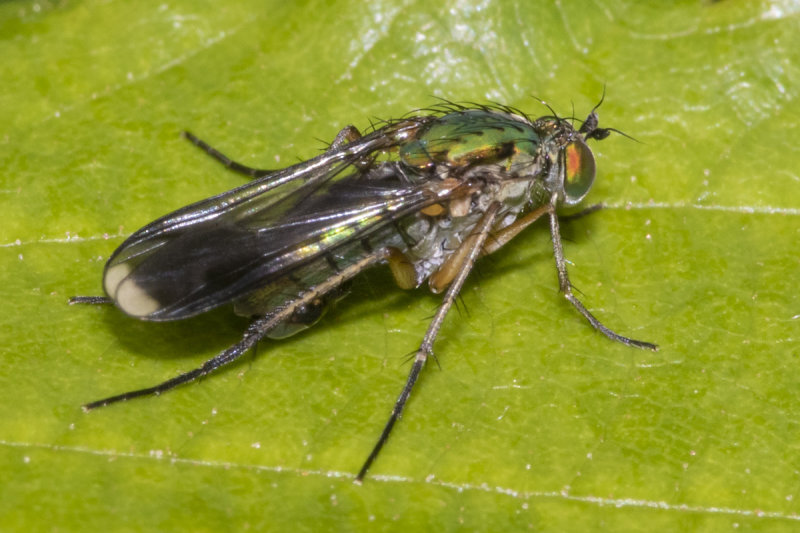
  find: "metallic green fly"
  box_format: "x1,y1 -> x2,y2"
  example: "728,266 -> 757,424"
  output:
72,98 -> 656,482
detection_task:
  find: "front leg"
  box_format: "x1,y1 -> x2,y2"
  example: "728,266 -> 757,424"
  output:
546,192 -> 657,350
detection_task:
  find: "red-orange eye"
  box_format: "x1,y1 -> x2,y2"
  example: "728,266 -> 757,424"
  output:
563,138 -> 596,205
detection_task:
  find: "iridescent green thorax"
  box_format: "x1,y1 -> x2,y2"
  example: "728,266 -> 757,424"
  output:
398,108 -> 597,207
399,109 -> 542,170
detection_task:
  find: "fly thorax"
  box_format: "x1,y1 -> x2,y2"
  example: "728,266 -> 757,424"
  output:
497,178 -> 532,210
527,178 -> 552,209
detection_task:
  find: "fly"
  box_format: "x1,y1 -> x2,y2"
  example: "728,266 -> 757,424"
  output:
71,97 -> 657,482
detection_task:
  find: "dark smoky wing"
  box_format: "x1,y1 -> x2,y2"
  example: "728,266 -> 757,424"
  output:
105,157 -> 434,321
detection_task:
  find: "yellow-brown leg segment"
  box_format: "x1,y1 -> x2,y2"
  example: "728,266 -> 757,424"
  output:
428,204 -> 551,293
482,204 -> 551,255
330,125 -> 362,148
387,247 -> 418,290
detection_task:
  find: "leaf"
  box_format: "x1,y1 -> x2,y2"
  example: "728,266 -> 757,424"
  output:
2,0 -> 799,530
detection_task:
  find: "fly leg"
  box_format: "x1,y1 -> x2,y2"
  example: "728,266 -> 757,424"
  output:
479,202 -> 602,257
69,296 -> 112,305
182,125 -> 364,179
481,204 -> 551,256
330,125 -> 382,172
83,250 -> 389,411
559,203 -> 604,222
181,131 -> 275,178
546,192 -> 657,350
356,202 -> 502,482
329,125 -> 362,148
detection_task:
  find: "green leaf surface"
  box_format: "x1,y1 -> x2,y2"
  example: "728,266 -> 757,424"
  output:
2,0 -> 799,530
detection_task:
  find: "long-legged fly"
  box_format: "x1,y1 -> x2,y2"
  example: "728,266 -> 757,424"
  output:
72,99 -> 656,482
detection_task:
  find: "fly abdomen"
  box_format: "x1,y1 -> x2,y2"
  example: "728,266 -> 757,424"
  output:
233,226 -> 407,338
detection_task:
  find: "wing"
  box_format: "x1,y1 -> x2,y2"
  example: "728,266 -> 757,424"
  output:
112,118 -> 426,248
103,119 -> 438,321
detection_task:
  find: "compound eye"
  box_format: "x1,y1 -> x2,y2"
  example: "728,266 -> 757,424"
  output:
563,138 -> 596,205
